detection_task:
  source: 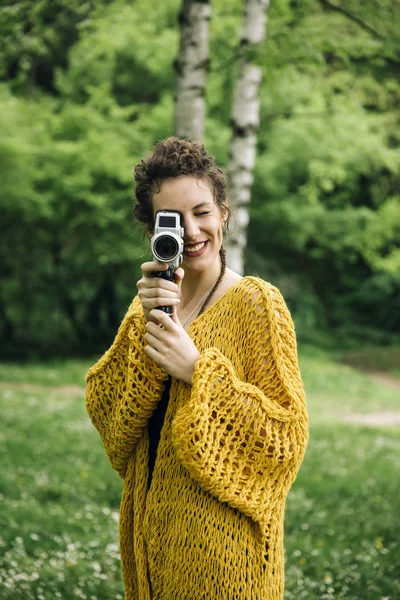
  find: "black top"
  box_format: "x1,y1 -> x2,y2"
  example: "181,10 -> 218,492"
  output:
147,376 -> 172,489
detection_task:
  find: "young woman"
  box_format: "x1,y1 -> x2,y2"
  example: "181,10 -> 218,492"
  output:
85,137 -> 309,600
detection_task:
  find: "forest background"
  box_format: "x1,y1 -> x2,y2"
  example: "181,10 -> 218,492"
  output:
1,0 -> 399,358
1,2 -> 400,599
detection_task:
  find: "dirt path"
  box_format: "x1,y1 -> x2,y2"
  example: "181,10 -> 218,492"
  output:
341,370 -> 400,427
367,371 -> 400,390
343,412 -> 400,426
0,381 -> 85,395
1,371 -> 399,426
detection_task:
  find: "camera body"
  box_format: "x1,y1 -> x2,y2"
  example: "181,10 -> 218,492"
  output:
151,211 -> 184,314
151,211 -> 184,269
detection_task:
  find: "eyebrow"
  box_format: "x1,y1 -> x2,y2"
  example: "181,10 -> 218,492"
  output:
192,202 -> 212,210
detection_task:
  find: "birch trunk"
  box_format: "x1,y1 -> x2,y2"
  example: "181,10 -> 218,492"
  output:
226,0 -> 270,274
174,0 -> 211,141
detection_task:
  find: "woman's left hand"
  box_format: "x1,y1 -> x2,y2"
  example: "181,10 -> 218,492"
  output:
144,309 -> 200,385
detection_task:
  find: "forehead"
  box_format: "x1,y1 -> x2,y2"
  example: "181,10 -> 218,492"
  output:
152,176 -> 214,213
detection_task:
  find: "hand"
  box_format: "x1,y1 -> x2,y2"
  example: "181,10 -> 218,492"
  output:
137,262 -> 185,323
144,308 -> 200,385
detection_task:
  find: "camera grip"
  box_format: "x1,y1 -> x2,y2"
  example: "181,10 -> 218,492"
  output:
153,267 -> 175,315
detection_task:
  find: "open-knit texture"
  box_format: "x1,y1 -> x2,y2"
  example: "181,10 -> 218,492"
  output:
85,276 -> 309,600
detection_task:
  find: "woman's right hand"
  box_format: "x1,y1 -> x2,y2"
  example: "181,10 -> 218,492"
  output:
136,262 -> 184,324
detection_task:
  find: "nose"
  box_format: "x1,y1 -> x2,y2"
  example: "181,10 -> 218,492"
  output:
183,215 -> 200,241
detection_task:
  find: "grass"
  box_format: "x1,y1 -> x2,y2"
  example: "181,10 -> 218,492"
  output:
0,351 -> 399,599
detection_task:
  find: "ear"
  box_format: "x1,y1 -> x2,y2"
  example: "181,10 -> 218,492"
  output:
221,203 -> 229,224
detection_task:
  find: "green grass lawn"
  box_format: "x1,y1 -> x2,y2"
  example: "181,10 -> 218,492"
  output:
0,351 -> 399,599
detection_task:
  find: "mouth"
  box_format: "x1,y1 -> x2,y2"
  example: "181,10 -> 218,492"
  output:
183,241 -> 208,257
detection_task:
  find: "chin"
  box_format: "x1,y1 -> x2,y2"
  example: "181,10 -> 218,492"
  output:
182,243 -> 221,272
182,259 -> 207,273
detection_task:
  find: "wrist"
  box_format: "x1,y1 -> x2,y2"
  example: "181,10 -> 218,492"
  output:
185,350 -> 201,385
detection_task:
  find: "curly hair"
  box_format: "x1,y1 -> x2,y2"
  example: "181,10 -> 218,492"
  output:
133,137 -> 231,232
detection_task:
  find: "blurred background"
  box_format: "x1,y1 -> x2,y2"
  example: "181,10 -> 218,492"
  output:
1,0 -> 399,358
0,1 -> 399,599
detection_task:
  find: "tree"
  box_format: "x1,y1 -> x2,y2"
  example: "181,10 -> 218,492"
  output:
0,0 -> 181,356
1,0 -> 399,355
247,0 -> 400,343
174,0 -> 212,140
0,0 -> 113,96
226,0 -> 270,274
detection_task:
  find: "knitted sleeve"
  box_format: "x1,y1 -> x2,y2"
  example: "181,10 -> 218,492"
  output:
171,279 -> 308,525
85,296 -> 168,478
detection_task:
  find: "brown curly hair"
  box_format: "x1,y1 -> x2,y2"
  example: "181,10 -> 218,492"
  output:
133,137 -> 231,233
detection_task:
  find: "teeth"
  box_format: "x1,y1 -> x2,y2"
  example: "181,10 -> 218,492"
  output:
185,242 -> 206,253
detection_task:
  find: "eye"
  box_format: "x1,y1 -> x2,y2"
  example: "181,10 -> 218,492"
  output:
195,212 -> 210,216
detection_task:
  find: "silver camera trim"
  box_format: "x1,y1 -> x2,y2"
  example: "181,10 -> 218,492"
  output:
151,211 -> 184,268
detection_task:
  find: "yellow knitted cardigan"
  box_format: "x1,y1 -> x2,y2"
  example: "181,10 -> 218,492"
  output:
85,276 -> 308,600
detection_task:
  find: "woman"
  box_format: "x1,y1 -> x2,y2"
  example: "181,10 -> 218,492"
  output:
85,137 -> 309,600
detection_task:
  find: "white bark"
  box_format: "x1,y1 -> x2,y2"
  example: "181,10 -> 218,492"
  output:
174,0 -> 211,141
226,0 -> 270,275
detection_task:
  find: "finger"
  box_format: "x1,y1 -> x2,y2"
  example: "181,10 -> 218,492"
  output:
145,319 -> 174,345
141,261 -> 168,275
150,309 -> 177,330
146,300 -> 181,318
174,267 -> 185,294
146,320 -> 169,336
144,344 -> 163,365
137,279 -> 180,298
139,290 -> 181,309
146,310 -> 167,326
144,330 -> 165,353
154,297 -> 181,307
146,313 -> 161,326
143,285 -> 180,298
174,267 -> 185,283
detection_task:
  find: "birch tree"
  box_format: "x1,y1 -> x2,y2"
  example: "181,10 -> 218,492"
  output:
226,0 -> 270,274
174,0 -> 211,141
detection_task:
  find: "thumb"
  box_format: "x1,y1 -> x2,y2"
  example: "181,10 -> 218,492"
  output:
174,267 -> 185,291
175,267 -> 185,283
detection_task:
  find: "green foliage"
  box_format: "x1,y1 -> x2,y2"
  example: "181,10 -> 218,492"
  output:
0,0 -> 114,95
0,84 -> 150,354
0,0 -> 179,355
246,0 -> 400,341
0,0 -> 399,354
56,0 -> 179,106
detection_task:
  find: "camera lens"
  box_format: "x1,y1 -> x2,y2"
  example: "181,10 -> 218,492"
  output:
154,235 -> 179,261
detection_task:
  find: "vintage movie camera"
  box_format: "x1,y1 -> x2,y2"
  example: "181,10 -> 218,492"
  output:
151,210 -> 184,314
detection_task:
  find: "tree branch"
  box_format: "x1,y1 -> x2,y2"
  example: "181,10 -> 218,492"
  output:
319,0 -> 383,40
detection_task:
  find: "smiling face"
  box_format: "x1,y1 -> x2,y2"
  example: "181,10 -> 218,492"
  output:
152,176 -> 226,276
